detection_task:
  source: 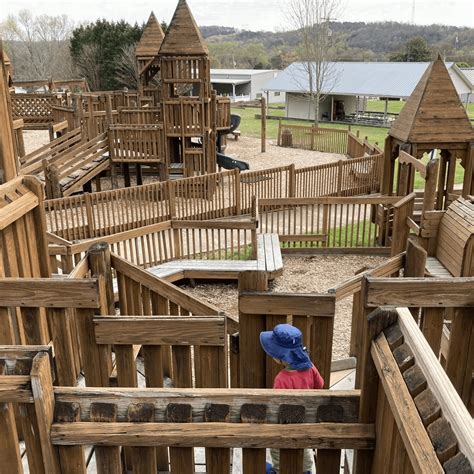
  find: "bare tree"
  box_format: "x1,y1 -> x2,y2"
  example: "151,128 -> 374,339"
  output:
1,10 -> 76,81
75,43 -> 101,91
115,44 -> 140,90
287,0 -> 340,125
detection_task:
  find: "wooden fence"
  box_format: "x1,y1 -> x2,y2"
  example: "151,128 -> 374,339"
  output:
294,153 -> 383,197
258,196 -> 401,254
48,219 -> 258,273
44,155 -> 384,240
277,122 -> 349,154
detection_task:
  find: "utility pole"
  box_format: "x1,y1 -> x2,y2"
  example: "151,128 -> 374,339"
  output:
411,0 -> 416,24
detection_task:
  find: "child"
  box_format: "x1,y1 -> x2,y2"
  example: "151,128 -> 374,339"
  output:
260,323 -> 324,474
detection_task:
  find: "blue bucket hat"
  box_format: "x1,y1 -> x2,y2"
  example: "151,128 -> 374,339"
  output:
260,324 -> 312,370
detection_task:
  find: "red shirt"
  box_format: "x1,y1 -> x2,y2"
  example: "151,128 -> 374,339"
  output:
273,365 -> 324,389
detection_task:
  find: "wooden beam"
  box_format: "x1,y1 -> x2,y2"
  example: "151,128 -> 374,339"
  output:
0,375 -> 33,402
50,422 -> 375,449
0,278 -> 100,308
94,316 -> 226,346
371,333 -> 443,473
397,308 -> 474,464
53,388 -> 361,423
239,293 -> 335,316
365,277 -> 474,307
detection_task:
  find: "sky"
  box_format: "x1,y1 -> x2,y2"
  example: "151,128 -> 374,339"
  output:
0,0 -> 473,30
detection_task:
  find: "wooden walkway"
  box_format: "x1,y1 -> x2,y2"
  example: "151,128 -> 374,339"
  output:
148,233 -> 283,281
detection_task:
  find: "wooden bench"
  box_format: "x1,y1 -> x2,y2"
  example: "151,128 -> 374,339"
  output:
43,132 -> 110,198
425,198 -> 473,278
147,233 -> 283,281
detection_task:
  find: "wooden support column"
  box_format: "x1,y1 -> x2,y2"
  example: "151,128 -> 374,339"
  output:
381,136 -> 394,195
261,96 -> 267,153
238,271 -> 268,388
462,143 -> 474,197
0,45 -> 18,183
354,304 -> 398,474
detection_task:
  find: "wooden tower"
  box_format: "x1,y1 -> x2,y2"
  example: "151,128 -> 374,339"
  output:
382,55 -> 474,206
136,12 -> 165,98
158,0 -> 216,178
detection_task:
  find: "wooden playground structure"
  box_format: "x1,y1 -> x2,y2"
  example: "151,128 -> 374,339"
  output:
0,1 -> 473,472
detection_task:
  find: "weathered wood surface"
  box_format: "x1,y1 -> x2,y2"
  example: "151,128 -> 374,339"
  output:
50,422 -> 375,449
54,388 -> 361,423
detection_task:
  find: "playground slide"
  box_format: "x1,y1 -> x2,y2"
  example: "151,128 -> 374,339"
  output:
215,113 -> 249,171
217,152 -> 249,171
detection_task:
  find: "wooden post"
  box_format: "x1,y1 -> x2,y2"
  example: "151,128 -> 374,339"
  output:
0,45 -> 18,183
261,96 -> 266,153
354,305 -> 398,474
461,143 -> 473,197
277,120 -> 282,146
381,136 -> 394,196
288,163 -> 296,198
422,158 -> 440,215
238,271 -> 268,388
30,352 -> 61,473
234,168 -> 241,215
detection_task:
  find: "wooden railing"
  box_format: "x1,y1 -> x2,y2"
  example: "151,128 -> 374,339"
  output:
294,153 -> 383,197
44,156 -> 383,240
48,218 -> 258,273
258,196 -> 400,254
278,122 -> 349,154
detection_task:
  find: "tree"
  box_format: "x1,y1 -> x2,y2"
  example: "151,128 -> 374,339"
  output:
0,10 -> 76,81
115,44 -> 140,90
390,36 -> 432,62
287,0 -> 341,125
70,19 -> 143,90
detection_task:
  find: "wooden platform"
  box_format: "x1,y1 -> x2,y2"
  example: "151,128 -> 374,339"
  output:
148,233 -> 283,281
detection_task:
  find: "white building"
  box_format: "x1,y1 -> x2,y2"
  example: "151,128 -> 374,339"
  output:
262,62 -> 472,122
210,69 -> 284,103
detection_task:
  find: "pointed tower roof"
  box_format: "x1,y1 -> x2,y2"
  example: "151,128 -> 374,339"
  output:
389,55 -> 474,144
136,12 -> 165,57
159,0 -> 208,56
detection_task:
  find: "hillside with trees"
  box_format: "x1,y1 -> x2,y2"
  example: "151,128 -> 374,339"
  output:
1,10 -> 472,89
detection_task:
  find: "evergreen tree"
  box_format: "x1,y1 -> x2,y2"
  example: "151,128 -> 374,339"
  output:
70,19 -> 143,90
390,36 -> 433,62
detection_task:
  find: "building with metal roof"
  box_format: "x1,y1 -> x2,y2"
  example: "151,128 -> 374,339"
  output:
210,69 -> 283,103
262,61 -> 472,123
459,68 -> 474,103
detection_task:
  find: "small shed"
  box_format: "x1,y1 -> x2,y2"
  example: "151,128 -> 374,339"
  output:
382,55 -> 474,205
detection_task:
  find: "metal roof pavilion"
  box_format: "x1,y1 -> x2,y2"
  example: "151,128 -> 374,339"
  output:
263,62 -> 471,99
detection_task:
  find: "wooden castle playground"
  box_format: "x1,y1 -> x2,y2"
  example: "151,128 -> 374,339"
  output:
0,1 -> 473,472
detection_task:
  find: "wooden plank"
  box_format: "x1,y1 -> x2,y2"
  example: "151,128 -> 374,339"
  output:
239,271 -> 268,388
397,308 -> 473,464
240,293 -> 335,316
30,352 -> 61,473
0,374 -> 33,402
54,388 -> 361,423
365,277 -> 474,307
51,422 -> 375,449
94,316 -> 225,345
0,278 -> 100,308
0,192 -> 39,230
371,333 -> 443,473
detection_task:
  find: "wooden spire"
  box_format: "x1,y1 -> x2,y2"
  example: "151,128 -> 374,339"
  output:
135,12 -> 165,57
389,55 -> 474,144
159,0 -> 209,56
